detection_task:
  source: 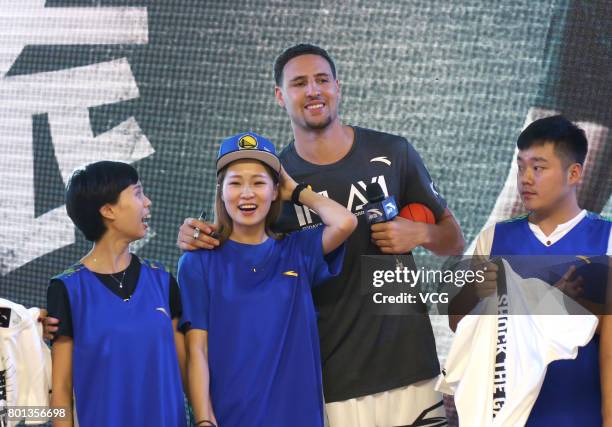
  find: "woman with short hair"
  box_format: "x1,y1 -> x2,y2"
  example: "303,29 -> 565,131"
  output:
47,161 -> 186,427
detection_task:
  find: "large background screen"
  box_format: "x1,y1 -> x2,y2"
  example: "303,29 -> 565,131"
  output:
1,1 -> 610,359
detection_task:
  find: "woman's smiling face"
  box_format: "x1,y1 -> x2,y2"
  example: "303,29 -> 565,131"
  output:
221,159 -> 278,234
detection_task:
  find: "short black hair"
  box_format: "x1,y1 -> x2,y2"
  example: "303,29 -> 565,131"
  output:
273,43 -> 336,86
65,161 -> 139,242
517,115 -> 588,166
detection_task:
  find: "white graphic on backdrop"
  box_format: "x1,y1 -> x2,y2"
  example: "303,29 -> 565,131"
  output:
0,1 -> 150,275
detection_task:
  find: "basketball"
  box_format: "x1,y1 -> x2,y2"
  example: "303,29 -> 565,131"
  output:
399,203 -> 436,224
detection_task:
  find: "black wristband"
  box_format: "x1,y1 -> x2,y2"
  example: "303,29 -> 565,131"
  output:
291,183 -> 309,206
195,420 -> 216,427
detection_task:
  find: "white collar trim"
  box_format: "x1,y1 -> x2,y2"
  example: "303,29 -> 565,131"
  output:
527,209 -> 587,246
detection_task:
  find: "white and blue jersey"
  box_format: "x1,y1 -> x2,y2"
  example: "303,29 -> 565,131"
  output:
178,227 -> 345,427
489,211 -> 611,426
55,258 -> 186,427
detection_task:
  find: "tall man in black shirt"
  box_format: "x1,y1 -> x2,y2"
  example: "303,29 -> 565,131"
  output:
179,44 -> 464,426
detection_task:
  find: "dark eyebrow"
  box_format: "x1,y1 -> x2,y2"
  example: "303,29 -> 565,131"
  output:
288,72 -> 332,83
516,155 -> 549,163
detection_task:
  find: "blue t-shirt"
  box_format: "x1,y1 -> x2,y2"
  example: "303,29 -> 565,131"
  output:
178,227 -> 345,427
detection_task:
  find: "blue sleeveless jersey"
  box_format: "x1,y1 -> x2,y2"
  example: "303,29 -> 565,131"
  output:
491,212 -> 610,427
57,258 -> 186,427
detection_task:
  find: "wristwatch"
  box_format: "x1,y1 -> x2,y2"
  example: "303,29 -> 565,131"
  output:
291,183 -> 310,206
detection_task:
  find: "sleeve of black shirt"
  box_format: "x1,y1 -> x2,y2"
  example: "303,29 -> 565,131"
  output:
46,278 -> 74,340
169,273 -> 182,319
399,139 -> 447,221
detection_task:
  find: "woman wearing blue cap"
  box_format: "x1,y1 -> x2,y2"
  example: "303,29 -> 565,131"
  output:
179,132 -> 357,427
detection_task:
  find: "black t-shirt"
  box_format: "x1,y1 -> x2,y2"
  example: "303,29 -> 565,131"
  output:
47,255 -> 182,340
279,126 -> 447,402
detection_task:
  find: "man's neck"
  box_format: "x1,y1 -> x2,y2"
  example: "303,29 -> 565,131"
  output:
292,121 -> 354,165
529,197 -> 582,236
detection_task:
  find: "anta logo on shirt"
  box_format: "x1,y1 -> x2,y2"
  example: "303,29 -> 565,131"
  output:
370,156 -> 391,166
155,307 -> 170,318
430,181 -> 441,199
283,270 -> 298,277
294,175 -> 389,226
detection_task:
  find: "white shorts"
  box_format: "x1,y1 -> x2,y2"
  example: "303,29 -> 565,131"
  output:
325,377 -> 446,427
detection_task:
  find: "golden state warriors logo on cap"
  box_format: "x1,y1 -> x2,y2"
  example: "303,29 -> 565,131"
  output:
238,134 -> 258,149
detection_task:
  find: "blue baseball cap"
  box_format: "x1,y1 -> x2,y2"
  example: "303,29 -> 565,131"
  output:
216,132 -> 281,175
